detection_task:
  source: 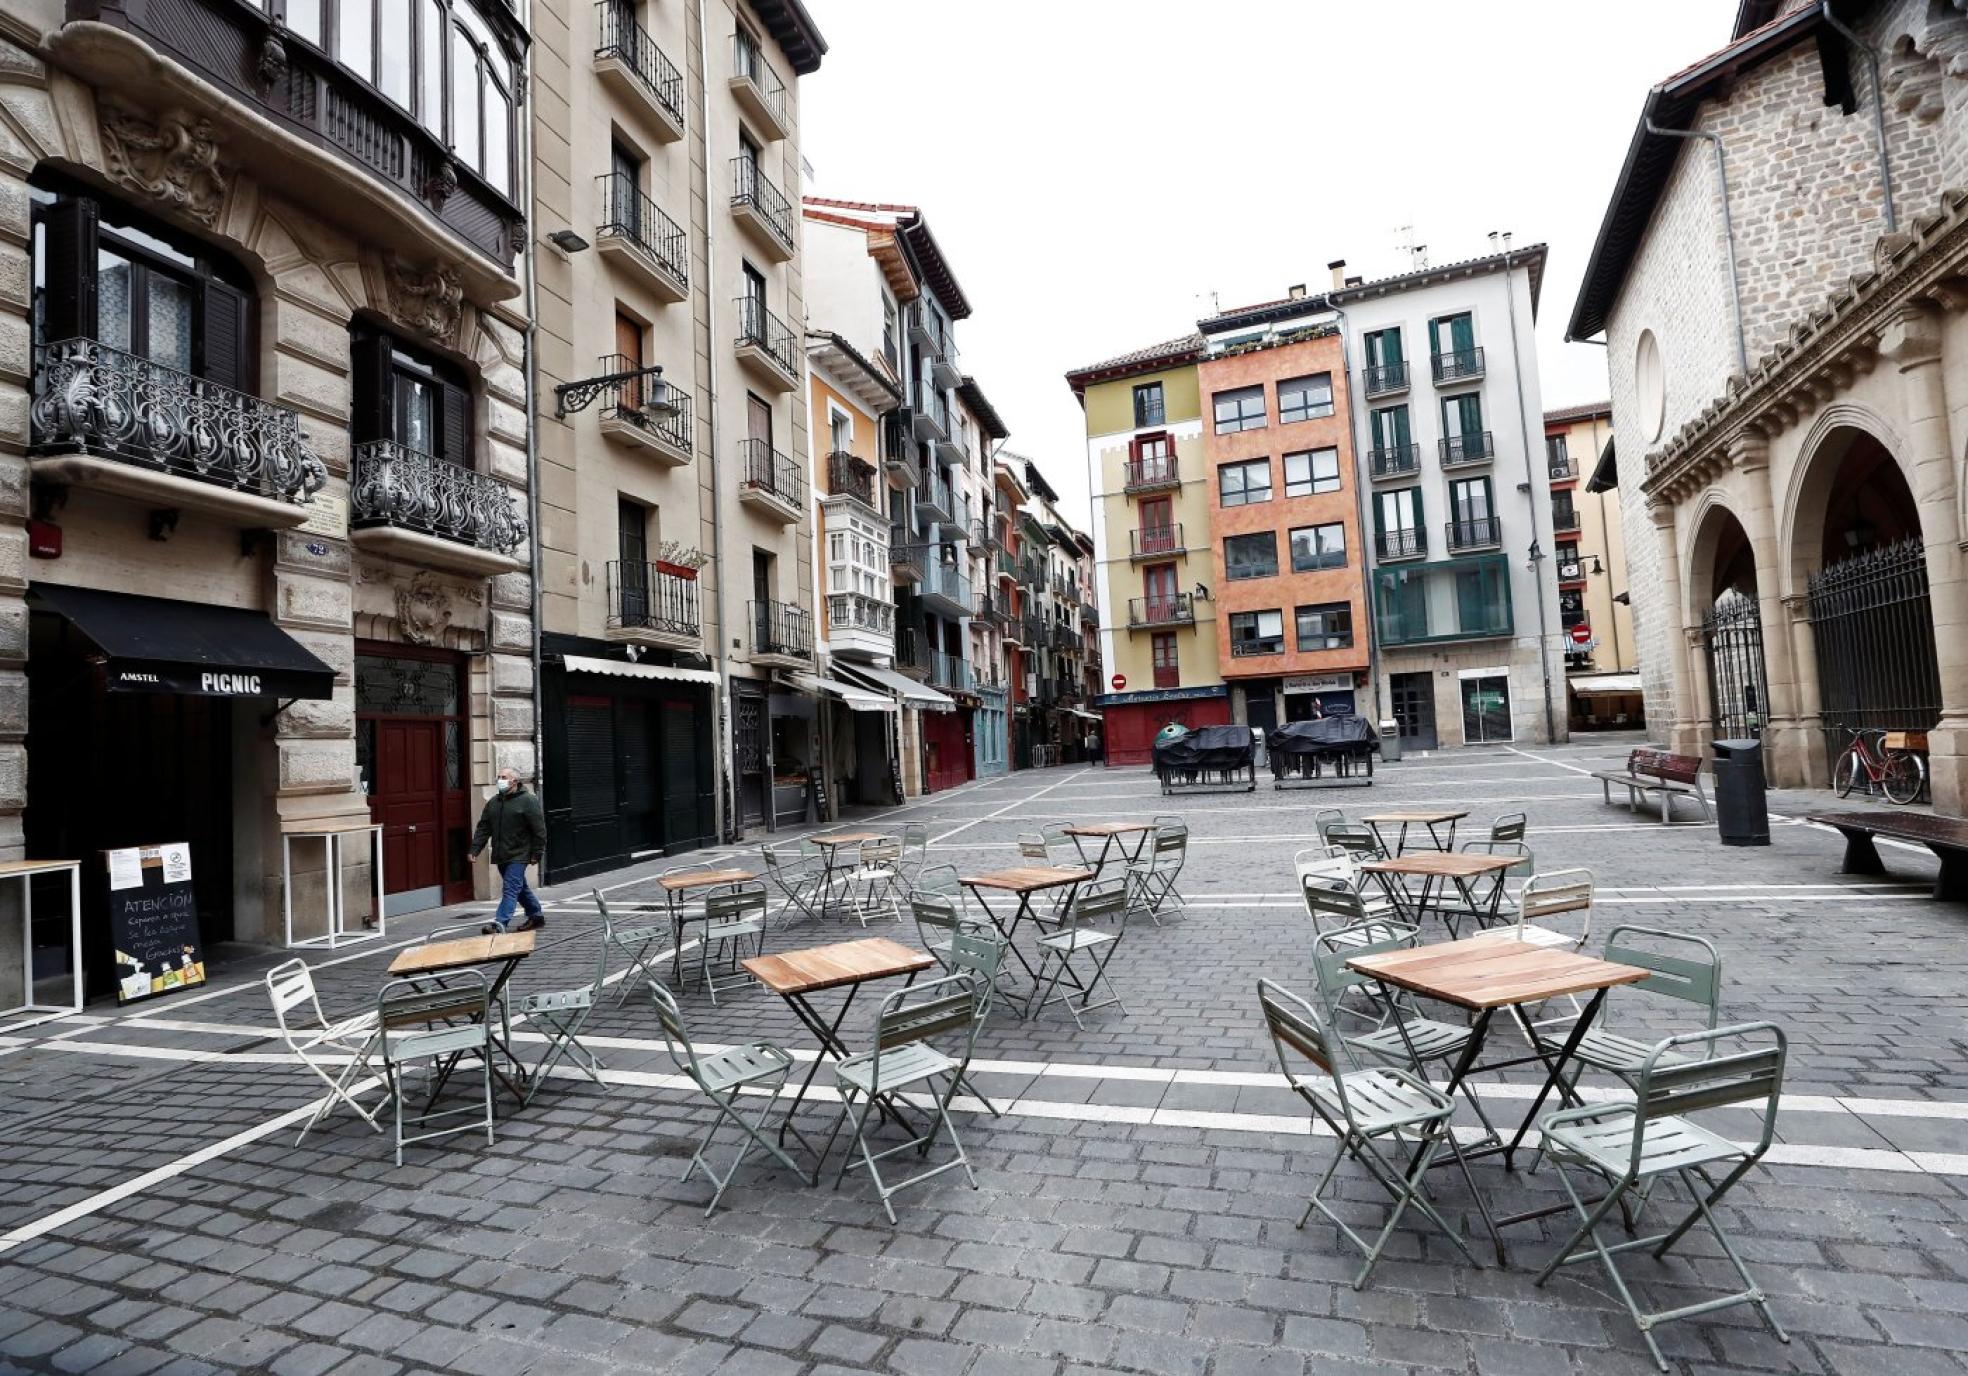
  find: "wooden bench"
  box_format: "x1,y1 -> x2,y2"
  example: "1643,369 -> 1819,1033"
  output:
1806,810 -> 1968,900
1590,748 -> 1711,825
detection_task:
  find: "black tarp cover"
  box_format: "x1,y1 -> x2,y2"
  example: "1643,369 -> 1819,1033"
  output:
1152,724 -> 1256,772
1267,715 -> 1376,755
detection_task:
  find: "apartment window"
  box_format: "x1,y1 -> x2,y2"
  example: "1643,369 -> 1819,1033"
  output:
1284,447 -> 1340,498
1151,632 -> 1179,689
829,406 -> 853,453
1277,373 -> 1334,424
1212,384 -> 1266,434
1289,522 -> 1347,572
882,294 -> 898,370
1133,381 -> 1165,428
1295,602 -> 1353,651
617,496 -> 650,621
1364,326 -> 1403,370
1546,434 -> 1569,467
1370,405 -> 1411,453
1218,457 -> 1271,507
1223,531 -> 1278,581
1229,609 -> 1285,657
1429,311 -> 1475,361
351,322 -> 473,469
1449,476 -> 1494,524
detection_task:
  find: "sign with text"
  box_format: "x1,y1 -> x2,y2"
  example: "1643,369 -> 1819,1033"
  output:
106,843 -> 206,1005
1283,673 -> 1356,695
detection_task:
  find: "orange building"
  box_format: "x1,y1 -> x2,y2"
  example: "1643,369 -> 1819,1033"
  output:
1197,320 -> 1369,732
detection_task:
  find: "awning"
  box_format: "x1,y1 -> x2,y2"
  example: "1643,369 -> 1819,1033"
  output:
1586,436 -> 1619,494
1569,673 -> 1642,698
563,654 -> 720,686
790,671 -> 896,714
30,584 -> 334,699
835,662 -> 956,713
1067,708 -> 1103,722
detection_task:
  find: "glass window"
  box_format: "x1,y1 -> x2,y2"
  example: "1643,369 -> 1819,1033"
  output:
1289,523 -> 1347,572
1229,610 -> 1285,656
96,246 -> 133,352
1546,434 -> 1569,466
1212,384 -> 1266,433
451,25 -> 481,171
483,83 -> 511,194
286,0 -> 322,44
1223,532 -> 1278,581
1364,327 -> 1402,368
378,0 -> 412,106
338,0 -> 374,80
146,274 -> 193,373
1449,477 -> 1493,522
418,0 -> 445,134
1295,602 -> 1353,651
1278,373 -> 1333,424
1133,382 -> 1165,428
1284,448 -> 1340,498
1218,458 -> 1271,507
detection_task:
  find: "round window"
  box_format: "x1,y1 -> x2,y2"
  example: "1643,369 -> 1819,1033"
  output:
1635,329 -> 1665,443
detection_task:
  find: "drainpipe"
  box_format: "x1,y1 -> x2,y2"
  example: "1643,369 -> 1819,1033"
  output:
1496,240 -> 1559,745
1328,300 -> 1384,731
520,4 -> 544,827
1645,117 -> 1749,378
696,0 -> 735,841
1819,1 -> 1896,235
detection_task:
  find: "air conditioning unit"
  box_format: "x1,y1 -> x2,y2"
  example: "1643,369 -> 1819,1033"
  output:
1558,561 -> 1582,580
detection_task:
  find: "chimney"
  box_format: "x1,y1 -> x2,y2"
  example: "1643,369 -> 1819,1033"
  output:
1345,275 -> 1363,288
1287,283 -> 1306,300
1327,258 -> 1347,290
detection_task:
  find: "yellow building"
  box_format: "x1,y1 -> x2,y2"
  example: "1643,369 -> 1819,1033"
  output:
1544,402 -> 1643,729
1066,338 -> 1227,765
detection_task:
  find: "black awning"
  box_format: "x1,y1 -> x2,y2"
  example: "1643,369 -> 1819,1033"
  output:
30,585 -> 336,700
1586,436 -> 1619,494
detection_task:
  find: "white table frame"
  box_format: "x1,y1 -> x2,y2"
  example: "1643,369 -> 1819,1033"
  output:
0,860 -> 83,1029
283,823 -> 386,950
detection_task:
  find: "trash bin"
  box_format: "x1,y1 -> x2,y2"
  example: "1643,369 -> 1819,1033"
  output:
1711,738 -> 1769,846
1379,719 -> 1402,764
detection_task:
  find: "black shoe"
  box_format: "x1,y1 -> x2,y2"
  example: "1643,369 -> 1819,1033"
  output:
517,915 -> 546,932
480,923 -> 503,935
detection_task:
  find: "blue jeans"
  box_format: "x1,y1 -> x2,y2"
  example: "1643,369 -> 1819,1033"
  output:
493,861 -> 542,927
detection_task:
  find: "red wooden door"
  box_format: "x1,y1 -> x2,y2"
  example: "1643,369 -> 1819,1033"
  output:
373,719 -> 444,894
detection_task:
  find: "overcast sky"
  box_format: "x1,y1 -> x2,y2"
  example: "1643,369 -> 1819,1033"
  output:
801,0 -> 1728,528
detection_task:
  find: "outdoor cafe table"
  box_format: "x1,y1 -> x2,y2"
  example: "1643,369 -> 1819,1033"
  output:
805,831 -> 890,917
387,929 -> 536,1104
959,865 -> 1097,1006
1361,808 -> 1469,855
1345,934 -> 1651,1265
656,867 -> 757,984
1061,822 -> 1155,876
742,936 -> 936,1146
1360,851 -> 1518,937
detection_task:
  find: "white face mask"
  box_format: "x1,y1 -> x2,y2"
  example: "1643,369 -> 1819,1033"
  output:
496,777 -> 512,793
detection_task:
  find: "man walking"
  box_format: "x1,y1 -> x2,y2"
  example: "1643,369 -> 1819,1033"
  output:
471,765 -> 547,934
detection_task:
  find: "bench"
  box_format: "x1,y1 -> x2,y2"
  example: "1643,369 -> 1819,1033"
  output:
1806,810 -> 1968,901
1590,748 -> 1711,825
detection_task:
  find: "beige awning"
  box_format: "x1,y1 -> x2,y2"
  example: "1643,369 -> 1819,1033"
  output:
790,671 -> 896,714
835,662 -> 957,713
1569,673 -> 1642,697
563,654 -> 720,686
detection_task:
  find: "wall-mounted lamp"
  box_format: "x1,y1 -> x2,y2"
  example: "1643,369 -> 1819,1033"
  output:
547,229 -> 591,254
1525,539 -> 1545,573
1194,583 -> 1212,601
1589,556 -> 1606,576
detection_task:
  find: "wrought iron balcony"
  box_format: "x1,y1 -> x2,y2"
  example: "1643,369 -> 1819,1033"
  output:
737,439 -> 804,521
1432,346 -> 1486,384
1055,677 -> 1082,705
596,172 -> 688,301
730,156 -> 795,259
1129,524 -> 1185,561
828,591 -> 893,638
1552,502 -> 1581,534
1376,528 -> 1428,562
1446,516 -> 1503,552
1363,361 -> 1410,396
578,352 -> 692,465
1128,593 -> 1195,629
350,440 -> 528,570
894,623 -> 930,677
889,532 -> 927,582
1368,444 -> 1421,480
30,337 -> 328,515
594,1 -> 686,142
733,296 -> 799,389
1081,603 -> 1100,628
730,32 -> 791,141
606,559 -> 701,647
1123,454 -> 1180,494
931,651 -> 972,693
826,450 -> 876,507
750,599 -> 812,663
1439,431 -> 1495,468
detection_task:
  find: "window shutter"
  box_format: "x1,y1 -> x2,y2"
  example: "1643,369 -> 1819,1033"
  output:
440,378 -> 472,469
1370,491 -> 1385,537
1409,487 -> 1425,530
196,279 -> 251,392
1385,328 -> 1402,366
40,198 -> 99,343
349,331 -> 393,444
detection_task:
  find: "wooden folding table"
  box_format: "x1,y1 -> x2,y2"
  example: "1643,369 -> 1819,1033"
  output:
387,930 -> 537,1104
1361,851 -> 1518,937
959,865 -> 1096,1010
1061,823 -> 1155,877
656,867 -> 757,985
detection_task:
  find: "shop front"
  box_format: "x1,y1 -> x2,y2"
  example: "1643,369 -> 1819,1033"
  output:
799,670 -> 899,812
835,662 -> 958,792
1282,671 -> 1361,721
1093,684 -> 1232,766
768,681 -> 820,828
354,646 -> 472,916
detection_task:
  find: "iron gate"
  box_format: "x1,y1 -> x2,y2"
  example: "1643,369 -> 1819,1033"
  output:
1702,589 -> 1769,740
1808,537 -> 1941,772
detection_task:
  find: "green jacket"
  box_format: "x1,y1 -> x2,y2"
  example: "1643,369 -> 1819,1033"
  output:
472,784 -> 546,866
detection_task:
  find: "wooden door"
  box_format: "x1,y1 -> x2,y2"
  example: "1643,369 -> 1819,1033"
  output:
373,719 -> 444,894
615,311 -> 643,406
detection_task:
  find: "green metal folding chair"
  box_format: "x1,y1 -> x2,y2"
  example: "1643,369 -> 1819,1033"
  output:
761,840 -> 823,926
1126,822 -> 1188,924
846,836 -> 905,926
1531,925 -> 1720,1093
1456,838 -> 1536,923
1488,811 -> 1528,844
1535,1022 -> 1789,1371
650,981 -> 814,1216
1325,821 -> 1385,862
1034,877 -> 1128,1027
600,890 -> 672,1007
827,972 -> 984,1223
1312,808 -> 1347,844
699,883 -> 767,1005
376,971 -> 496,1166
946,923 -> 1011,1115
911,885 -> 964,972
515,909 -> 611,1104
898,822 -> 930,887
1299,865 -> 1396,946
1257,978 -> 1480,1288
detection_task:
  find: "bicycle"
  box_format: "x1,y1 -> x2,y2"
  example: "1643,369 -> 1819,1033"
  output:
1833,726 -> 1926,805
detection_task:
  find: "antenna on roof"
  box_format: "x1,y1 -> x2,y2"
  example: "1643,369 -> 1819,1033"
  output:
1395,224 -> 1427,271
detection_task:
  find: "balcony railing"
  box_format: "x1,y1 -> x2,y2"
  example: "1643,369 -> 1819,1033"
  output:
1548,458 -> 1578,482
596,171 -> 688,292
1552,503 -> 1581,534
350,440 -> 527,554
606,559 -> 701,639
589,352 -> 693,458
894,623 -> 929,674
1374,554 -> 1513,645
1123,455 -> 1180,494
921,559 -> 971,611
1130,523 -> 1185,560
731,32 -> 790,133
1376,529 -> 1427,562
1363,361 -> 1409,396
1128,593 -> 1196,628
730,157 -> 796,254
734,296 -> 799,380
826,450 -> 876,506
1081,604 -> 1100,629
1054,678 -> 1082,704
738,438 -> 805,509
910,379 -> 950,439
1446,516 -> 1503,552
828,592 -> 893,637
1231,635 -> 1284,659
594,1 -> 686,135
750,599 -> 812,660
1439,431 -> 1495,467
30,337 -> 328,505
916,474 -> 954,523
1432,346 -> 1486,384
931,651 -> 971,693
1367,444 -> 1420,480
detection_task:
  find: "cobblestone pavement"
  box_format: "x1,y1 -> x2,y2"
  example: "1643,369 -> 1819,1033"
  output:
3,733 -> 1968,1375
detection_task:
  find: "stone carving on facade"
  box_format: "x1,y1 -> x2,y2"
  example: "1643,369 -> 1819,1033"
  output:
396,571 -> 455,646
386,257 -> 463,341
101,108 -> 228,226
257,26 -> 290,90
422,157 -> 459,210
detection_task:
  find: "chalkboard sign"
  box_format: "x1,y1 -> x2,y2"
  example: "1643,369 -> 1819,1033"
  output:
106,842 -> 206,1005
807,770 -> 829,824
